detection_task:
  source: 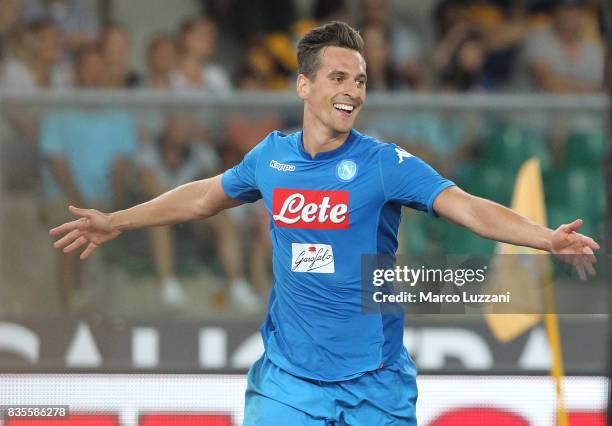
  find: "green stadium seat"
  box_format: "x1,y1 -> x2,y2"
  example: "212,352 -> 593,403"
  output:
483,124 -> 550,174
484,125 -> 525,171
466,165 -> 513,206
566,131 -> 608,169
546,167 -> 604,240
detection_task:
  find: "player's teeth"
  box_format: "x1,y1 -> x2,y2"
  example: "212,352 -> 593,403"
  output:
334,104 -> 354,111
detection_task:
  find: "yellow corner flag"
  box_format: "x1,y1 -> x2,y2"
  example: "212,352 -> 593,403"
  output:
484,158 -> 568,426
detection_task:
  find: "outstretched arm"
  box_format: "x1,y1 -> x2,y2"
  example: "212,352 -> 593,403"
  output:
433,186 -> 600,279
49,174 -> 241,260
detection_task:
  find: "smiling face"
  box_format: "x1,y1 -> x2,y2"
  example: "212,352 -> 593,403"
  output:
298,46 -> 367,136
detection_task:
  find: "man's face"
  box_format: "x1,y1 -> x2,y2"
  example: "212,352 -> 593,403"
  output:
298,46 -> 367,135
38,25 -> 61,65
184,19 -> 216,60
554,5 -> 582,39
77,51 -> 105,88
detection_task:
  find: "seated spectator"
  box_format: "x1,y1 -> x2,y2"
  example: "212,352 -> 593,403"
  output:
521,0 -> 603,93
361,23 -> 400,92
360,0 -> 427,90
439,31 -> 487,92
170,16 -> 231,92
433,0 -> 528,90
19,0 -> 100,52
237,36 -> 295,91
145,33 -> 178,89
39,45 -> 136,308
464,0 -> 529,89
101,23 -> 141,88
0,20 -> 71,90
137,114 -> 261,311
0,0 -> 20,58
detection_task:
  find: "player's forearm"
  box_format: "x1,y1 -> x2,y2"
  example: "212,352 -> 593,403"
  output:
109,179 -> 212,231
469,197 -> 553,252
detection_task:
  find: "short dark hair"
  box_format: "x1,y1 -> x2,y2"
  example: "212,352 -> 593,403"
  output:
297,21 -> 364,79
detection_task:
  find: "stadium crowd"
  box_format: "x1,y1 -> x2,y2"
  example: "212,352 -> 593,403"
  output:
0,0 -> 606,314
0,0 -> 605,93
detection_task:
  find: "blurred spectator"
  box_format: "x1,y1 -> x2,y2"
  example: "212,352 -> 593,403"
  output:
0,20 -> 71,91
361,23 -> 400,91
237,35 -> 296,91
170,16 -> 231,92
521,0 -> 603,93
439,31 -> 487,92
137,114 -> 261,310
433,0 -> 529,90
202,0 -> 296,43
145,33 -> 177,89
101,23 -> 141,88
39,45 -> 136,308
464,0 -> 529,89
360,0 -> 427,90
312,0 -> 349,24
19,0 -> 100,52
0,0 -> 20,58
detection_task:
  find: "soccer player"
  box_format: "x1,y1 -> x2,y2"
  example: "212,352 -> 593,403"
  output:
50,22 -> 599,425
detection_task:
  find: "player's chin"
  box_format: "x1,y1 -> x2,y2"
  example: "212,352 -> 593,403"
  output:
333,117 -> 357,133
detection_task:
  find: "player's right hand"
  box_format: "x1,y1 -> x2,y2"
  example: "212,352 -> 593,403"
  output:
49,205 -> 122,260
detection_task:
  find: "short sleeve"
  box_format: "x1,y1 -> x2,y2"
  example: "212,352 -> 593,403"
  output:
379,144 -> 454,215
221,141 -> 264,203
39,113 -> 66,157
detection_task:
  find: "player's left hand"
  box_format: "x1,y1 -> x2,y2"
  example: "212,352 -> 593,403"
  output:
550,219 -> 599,280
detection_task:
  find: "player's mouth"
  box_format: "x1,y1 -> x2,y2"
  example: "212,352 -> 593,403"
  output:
333,103 -> 356,118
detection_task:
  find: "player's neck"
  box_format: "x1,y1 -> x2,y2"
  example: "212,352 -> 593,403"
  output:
302,114 -> 350,159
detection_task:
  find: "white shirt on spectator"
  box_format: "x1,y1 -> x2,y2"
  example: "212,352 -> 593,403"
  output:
523,27 -> 603,88
169,64 -> 231,93
0,57 -> 72,90
137,139 -> 220,190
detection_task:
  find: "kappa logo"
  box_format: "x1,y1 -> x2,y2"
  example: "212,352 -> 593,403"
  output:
270,160 -> 296,172
395,147 -> 413,164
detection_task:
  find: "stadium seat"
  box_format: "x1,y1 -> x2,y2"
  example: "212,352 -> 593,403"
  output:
566,130 -> 608,169
465,165 -> 513,206
483,124 -> 550,174
546,167 -> 604,240
484,125 -> 526,171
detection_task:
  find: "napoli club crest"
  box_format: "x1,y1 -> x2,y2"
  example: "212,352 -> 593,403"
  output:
336,160 -> 358,182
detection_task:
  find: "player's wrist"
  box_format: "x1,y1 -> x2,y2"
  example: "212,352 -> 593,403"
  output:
108,210 -> 130,232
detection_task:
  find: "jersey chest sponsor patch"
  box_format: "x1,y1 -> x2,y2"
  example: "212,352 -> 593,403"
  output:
272,188 -> 349,229
291,243 -> 335,273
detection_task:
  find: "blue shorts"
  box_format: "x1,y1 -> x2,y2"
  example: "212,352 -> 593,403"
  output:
243,348 -> 418,425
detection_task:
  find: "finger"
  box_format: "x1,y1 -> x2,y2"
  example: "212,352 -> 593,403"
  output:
63,236 -> 88,253
563,219 -> 583,233
69,205 -> 94,220
53,229 -> 81,249
575,263 -> 587,281
49,220 -> 81,237
80,242 -> 98,260
585,259 -> 597,276
581,246 -> 597,264
582,235 -> 600,250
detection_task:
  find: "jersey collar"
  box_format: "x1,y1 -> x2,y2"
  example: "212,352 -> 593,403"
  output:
297,129 -> 359,161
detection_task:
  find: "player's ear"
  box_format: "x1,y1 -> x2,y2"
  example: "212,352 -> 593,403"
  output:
297,74 -> 310,100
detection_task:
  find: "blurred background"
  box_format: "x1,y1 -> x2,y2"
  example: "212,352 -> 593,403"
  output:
0,0 -> 609,425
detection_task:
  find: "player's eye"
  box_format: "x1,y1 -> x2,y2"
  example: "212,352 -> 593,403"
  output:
333,76 -> 343,83
356,79 -> 366,88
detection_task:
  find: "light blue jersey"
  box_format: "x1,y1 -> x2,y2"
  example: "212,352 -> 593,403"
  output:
222,129 -> 454,384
